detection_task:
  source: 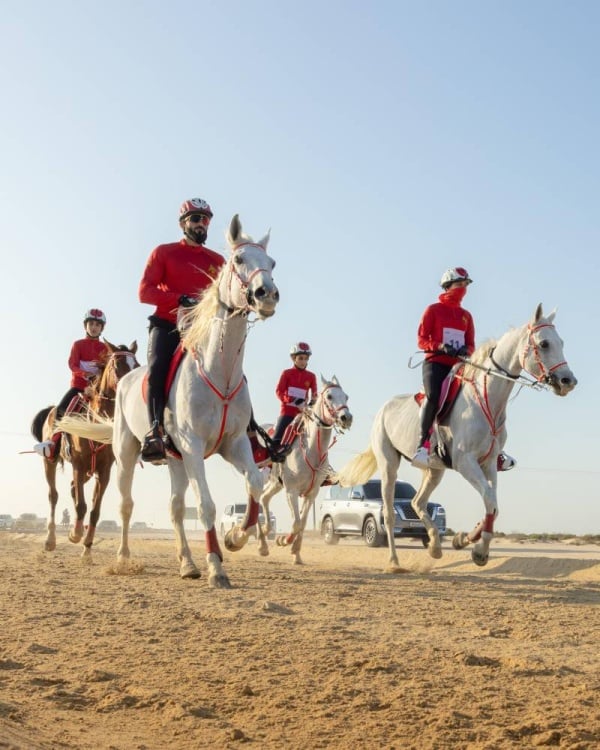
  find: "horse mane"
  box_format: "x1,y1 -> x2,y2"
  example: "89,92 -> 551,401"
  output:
181,229 -> 256,351
462,338 -> 496,377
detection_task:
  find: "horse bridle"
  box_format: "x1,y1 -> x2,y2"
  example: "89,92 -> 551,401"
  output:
308,385 -> 351,431
225,242 -> 274,316
98,350 -> 139,398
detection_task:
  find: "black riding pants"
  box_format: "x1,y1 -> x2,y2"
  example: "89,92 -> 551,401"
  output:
56,387 -> 84,419
146,317 -> 180,428
419,360 -> 451,447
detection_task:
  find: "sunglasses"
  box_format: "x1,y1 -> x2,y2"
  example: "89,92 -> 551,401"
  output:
188,214 -> 211,224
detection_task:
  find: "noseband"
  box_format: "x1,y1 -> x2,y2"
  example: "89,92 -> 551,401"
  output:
519,323 -> 567,385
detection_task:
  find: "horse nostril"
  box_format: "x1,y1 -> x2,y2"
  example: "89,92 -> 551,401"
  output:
254,286 -> 266,299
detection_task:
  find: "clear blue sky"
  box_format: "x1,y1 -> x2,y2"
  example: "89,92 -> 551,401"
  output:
1,1 -> 598,536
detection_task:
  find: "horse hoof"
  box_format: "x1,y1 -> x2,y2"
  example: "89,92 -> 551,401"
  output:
44,540 -> 56,552
472,550 -> 489,567
181,564 -> 201,579
428,545 -> 443,560
257,545 -> 269,557
452,532 -> 469,550
223,534 -> 244,552
69,532 -> 83,544
208,573 -> 232,589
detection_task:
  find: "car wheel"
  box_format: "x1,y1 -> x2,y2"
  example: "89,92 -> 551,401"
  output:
363,516 -> 384,548
321,517 -> 339,545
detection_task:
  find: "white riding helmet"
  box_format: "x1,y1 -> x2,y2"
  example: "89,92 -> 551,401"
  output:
290,342 -> 312,357
440,267 -> 473,290
83,308 -> 107,326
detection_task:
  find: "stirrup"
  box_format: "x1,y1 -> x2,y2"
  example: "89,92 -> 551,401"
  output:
141,428 -> 166,462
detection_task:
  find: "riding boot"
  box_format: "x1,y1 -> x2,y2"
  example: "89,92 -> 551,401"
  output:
141,421 -> 167,462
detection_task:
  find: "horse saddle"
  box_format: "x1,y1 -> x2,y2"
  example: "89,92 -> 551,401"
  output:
414,364 -> 464,424
141,345 -> 187,405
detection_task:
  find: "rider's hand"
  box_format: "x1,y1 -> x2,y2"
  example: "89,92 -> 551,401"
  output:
456,345 -> 468,357
441,343 -> 458,356
178,295 -> 198,307
293,398 -> 305,406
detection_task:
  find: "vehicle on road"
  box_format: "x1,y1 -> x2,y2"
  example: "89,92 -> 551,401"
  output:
219,503 -> 276,540
318,480 -> 446,548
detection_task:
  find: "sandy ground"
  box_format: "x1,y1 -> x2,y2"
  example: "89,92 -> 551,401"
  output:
1,529 -> 599,750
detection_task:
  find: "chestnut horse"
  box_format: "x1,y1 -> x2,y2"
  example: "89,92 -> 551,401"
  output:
31,340 -> 139,558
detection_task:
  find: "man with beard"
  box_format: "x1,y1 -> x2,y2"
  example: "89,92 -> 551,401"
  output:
138,198 -> 225,462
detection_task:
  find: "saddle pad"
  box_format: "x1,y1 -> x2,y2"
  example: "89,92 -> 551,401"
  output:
141,344 -> 187,404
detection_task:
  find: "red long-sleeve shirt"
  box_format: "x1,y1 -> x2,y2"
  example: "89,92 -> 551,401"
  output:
418,293 -> 475,367
139,239 -> 225,323
276,367 -> 318,417
68,337 -> 109,389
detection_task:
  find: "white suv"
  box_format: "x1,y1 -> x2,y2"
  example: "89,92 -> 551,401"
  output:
219,503 -> 276,540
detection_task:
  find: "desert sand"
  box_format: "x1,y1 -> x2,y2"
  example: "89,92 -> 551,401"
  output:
1,529 -> 599,750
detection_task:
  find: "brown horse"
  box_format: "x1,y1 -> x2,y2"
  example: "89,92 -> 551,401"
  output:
30,340 -> 139,558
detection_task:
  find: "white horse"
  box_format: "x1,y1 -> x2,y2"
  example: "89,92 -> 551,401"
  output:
60,215 -> 279,588
224,376 -> 352,564
338,305 -> 577,570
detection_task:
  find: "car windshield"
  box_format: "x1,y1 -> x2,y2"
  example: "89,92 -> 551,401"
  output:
363,482 -> 416,500
233,504 -> 247,514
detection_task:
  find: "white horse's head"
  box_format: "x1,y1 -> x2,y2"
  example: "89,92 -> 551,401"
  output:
519,304 -> 577,396
223,214 -> 279,319
315,375 -> 353,431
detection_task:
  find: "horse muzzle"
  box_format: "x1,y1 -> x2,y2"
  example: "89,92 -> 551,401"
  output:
548,369 -> 577,396
247,284 -> 279,318
337,411 -> 353,430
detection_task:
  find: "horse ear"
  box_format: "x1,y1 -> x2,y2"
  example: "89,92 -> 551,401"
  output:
130,341 -> 138,354
533,303 -> 543,323
320,373 -> 327,386
257,229 -> 270,250
331,375 -> 339,385
546,307 -> 557,323
103,338 -> 117,352
227,214 -> 242,246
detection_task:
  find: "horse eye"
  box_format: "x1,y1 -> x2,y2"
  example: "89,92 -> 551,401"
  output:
539,340 -> 549,349
233,253 -> 243,265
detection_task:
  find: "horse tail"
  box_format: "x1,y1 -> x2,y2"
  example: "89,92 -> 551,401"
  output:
56,414 -> 114,444
31,406 -> 53,441
337,447 -> 377,487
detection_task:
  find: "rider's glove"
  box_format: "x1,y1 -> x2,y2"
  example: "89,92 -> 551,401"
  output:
441,343 -> 458,356
293,398 -> 305,406
456,345 -> 468,357
178,295 -> 198,308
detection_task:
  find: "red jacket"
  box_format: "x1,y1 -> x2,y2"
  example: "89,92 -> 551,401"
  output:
139,239 -> 225,323
68,337 -> 109,389
276,367 -> 318,417
418,291 -> 475,367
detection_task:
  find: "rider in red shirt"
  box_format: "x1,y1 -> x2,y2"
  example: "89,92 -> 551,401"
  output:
271,342 -> 318,451
33,309 -> 109,461
139,198 -> 225,461
412,268 -> 516,472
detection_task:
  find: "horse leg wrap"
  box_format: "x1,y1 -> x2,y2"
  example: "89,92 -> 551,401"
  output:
242,496 -> 260,531
205,527 -> 223,562
483,513 -> 495,534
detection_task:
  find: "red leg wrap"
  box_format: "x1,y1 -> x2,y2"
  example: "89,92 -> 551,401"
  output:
205,527 -> 223,561
483,513 -> 495,534
242,496 -> 260,531
467,520 -> 484,543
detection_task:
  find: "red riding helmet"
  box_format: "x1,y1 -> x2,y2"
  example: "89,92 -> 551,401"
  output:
290,342 -> 312,357
179,198 -> 213,222
83,308 -> 106,326
439,267 -> 473,290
